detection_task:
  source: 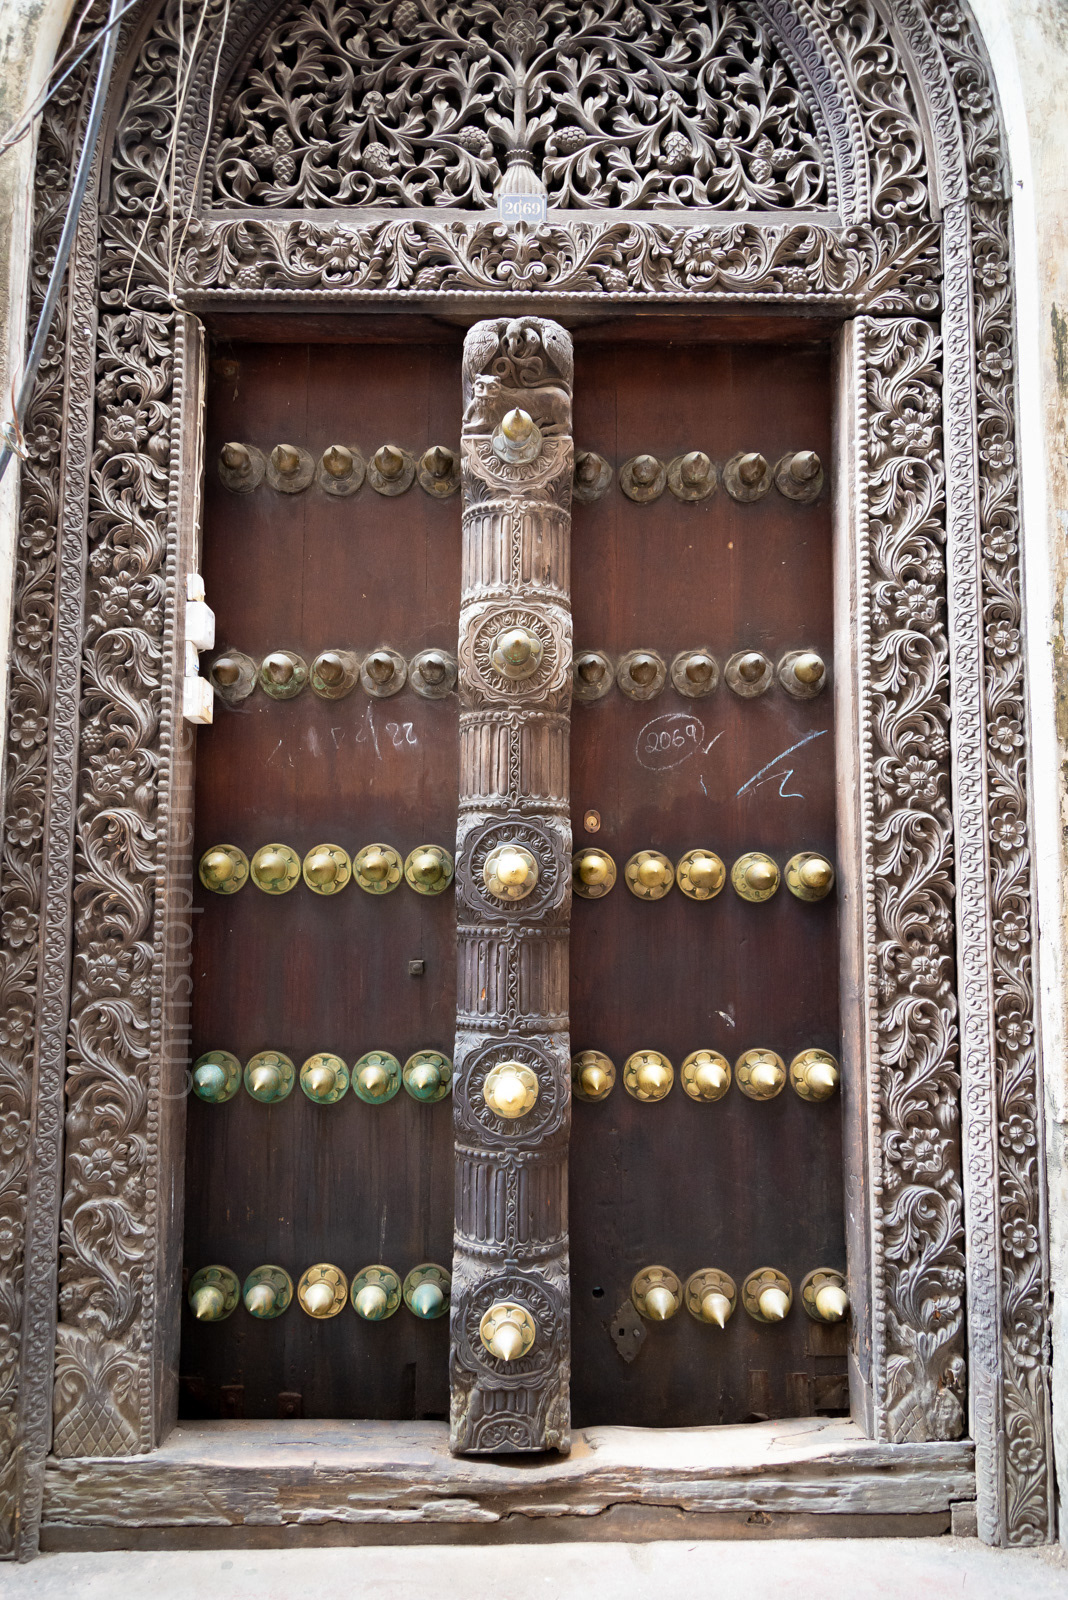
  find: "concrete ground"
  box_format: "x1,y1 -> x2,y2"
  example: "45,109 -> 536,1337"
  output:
1,1539 -> 1066,1598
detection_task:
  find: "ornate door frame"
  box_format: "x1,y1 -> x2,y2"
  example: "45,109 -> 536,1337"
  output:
0,0 -> 1052,1555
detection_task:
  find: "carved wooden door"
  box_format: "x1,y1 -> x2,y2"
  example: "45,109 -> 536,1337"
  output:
181,321 -> 847,1441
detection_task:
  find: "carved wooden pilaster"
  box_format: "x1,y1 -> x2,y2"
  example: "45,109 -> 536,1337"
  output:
450,319 -> 573,1455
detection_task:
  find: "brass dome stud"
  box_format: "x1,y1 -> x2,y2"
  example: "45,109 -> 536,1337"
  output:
492,407 -> 543,465
724,449 -> 771,501
368,444 -> 416,495
243,1265 -> 293,1320
631,1266 -> 682,1322
302,843 -> 352,895
800,1268 -> 849,1324
409,648 -> 457,699
418,444 -> 460,498
785,851 -> 835,902
685,1268 -> 737,1327
351,1264 -> 402,1321
573,450 -> 612,502
483,842 -> 539,901
677,848 -> 726,901
404,844 -> 455,896
258,649 -> 309,700
681,1049 -> 731,1103
670,649 -> 719,698
310,649 -> 360,699
402,1050 -> 453,1103
403,1263 -> 451,1320
778,648 -> 827,700
317,444 -> 366,496
483,1059 -> 539,1119
360,647 -> 407,698
735,1048 -> 786,1101
209,651 -> 257,704
620,452 -> 667,503
623,1049 -> 674,1102
731,851 -> 780,902
297,1263 -> 348,1319
250,842 -> 301,894
573,649 -> 614,701
244,1050 -> 296,1104
725,649 -> 773,698
624,850 -> 675,901
198,844 -> 249,895
742,1267 -> 793,1324
299,1052 -> 350,1105
667,450 -> 717,502
267,442 -> 315,493
191,1049 -> 242,1104
572,847 -> 617,899
218,441 -> 265,493
491,625 -> 544,681
774,449 -> 824,503
616,648 -> 667,700
352,1050 -> 401,1105
479,1301 -> 537,1361
789,1049 -> 840,1103
353,843 -> 403,895
188,1266 -> 240,1323
571,1049 -> 616,1103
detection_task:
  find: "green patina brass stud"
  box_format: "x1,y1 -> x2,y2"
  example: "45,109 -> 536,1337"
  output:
300,1052 -> 350,1104
243,1264 -> 294,1319
404,844 -> 454,896
188,1265 -> 240,1322
403,1263 -> 451,1320
351,1264 -> 402,1321
191,1049 -> 242,1104
244,1049 -> 295,1103
352,1050 -> 401,1104
402,1050 -> 453,1104
251,842 -> 301,894
258,649 -> 308,699
198,844 -> 248,895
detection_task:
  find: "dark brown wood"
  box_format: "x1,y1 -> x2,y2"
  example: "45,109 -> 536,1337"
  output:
183,341 -> 462,1419
568,339 -> 843,1427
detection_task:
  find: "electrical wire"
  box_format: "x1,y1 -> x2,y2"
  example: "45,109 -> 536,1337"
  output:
0,0 -> 124,488
0,0 -> 142,160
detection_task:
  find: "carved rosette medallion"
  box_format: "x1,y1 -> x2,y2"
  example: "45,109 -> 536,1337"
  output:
452,318 -> 573,1454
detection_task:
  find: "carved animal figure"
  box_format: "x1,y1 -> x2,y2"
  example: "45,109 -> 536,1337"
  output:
462,373 -> 571,436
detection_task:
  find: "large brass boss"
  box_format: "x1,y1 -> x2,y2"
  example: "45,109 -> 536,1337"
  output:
483,843 -> 539,901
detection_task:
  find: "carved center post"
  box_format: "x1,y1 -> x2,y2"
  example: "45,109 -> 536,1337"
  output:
451,319 -> 574,1453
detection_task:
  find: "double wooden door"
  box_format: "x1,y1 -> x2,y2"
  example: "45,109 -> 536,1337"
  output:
182,324 -> 846,1432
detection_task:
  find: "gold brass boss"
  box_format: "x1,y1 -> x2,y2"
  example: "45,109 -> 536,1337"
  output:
785,851 -> 835,901
405,844 -> 454,895
624,850 -> 674,900
480,1301 -> 537,1361
624,1050 -> 673,1102
790,1048 -> 840,1102
403,1263 -> 451,1320
801,1268 -> 849,1323
297,1263 -> 348,1318
244,1050 -> 295,1103
251,843 -> 301,894
243,1265 -> 293,1320
483,843 -> 539,901
483,1059 -> 539,1119
492,625 -> 543,681
351,1264 -> 402,1321
188,1265 -> 240,1322
300,1052 -> 349,1104
354,843 -> 403,894
681,1049 -> 731,1102
199,844 -> 248,895
191,1049 -> 242,1104
352,1050 -> 401,1104
403,1050 -> 453,1103
685,1268 -> 737,1327
571,1049 -> 615,1103
302,843 -> 351,895
493,408 -> 542,464
736,1048 -> 786,1100
677,848 -> 725,900
742,1267 -> 793,1324
572,847 -> 616,899
631,1266 -> 682,1322
731,851 -> 780,902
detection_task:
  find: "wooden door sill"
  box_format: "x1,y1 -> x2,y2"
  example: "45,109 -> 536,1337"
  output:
41,1417 -> 975,1548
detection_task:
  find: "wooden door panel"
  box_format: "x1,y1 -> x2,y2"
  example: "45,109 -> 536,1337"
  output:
568,341 -> 845,1427
182,340 -> 462,1420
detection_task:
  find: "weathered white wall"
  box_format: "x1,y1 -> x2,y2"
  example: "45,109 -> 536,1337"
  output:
0,0 -> 1064,1540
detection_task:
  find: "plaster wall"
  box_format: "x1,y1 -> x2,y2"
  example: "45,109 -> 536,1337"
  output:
0,0 -> 1063,1543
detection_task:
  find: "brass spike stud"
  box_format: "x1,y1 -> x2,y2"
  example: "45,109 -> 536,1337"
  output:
354,843 -> 403,894
300,1052 -> 350,1104
352,1050 -> 402,1104
685,1268 -> 737,1327
221,441 -> 251,473
188,1265 -> 240,1322
479,1301 -> 537,1361
244,1050 -> 295,1103
631,1266 -> 682,1322
404,844 -> 454,896
218,441 -> 265,493
351,1264 -> 401,1321
374,444 -> 406,480
736,1048 -> 786,1101
491,624 -> 543,680
681,1049 -> 731,1102
323,444 -> 354,477
483,843 -> 539,901
272,443 -> 301,476
774,449 -> 824,502
789,1048 -> 840,1102
623,1049 -> 674,1101
403,1263 -> 451,1320
785,851 -> 835,902
742,1267 -> 793,1324
731,851 -> 780,902
571,1049 -> 616,1103
572,847 -> 616,899
801,1268 -> 850,1324
243,1265 -> 293,1320
493,408 -> 543,464
297,1264 -> 348,1319
624,850 -> 674,900
483,1059 -> 539,1119
677,848 -> 726,901
250,842 -> 301,894
402,1050 -> 453,1103
192,1049 -> 242,1104
303,843 -> 352,895
198,844 -> 248,895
